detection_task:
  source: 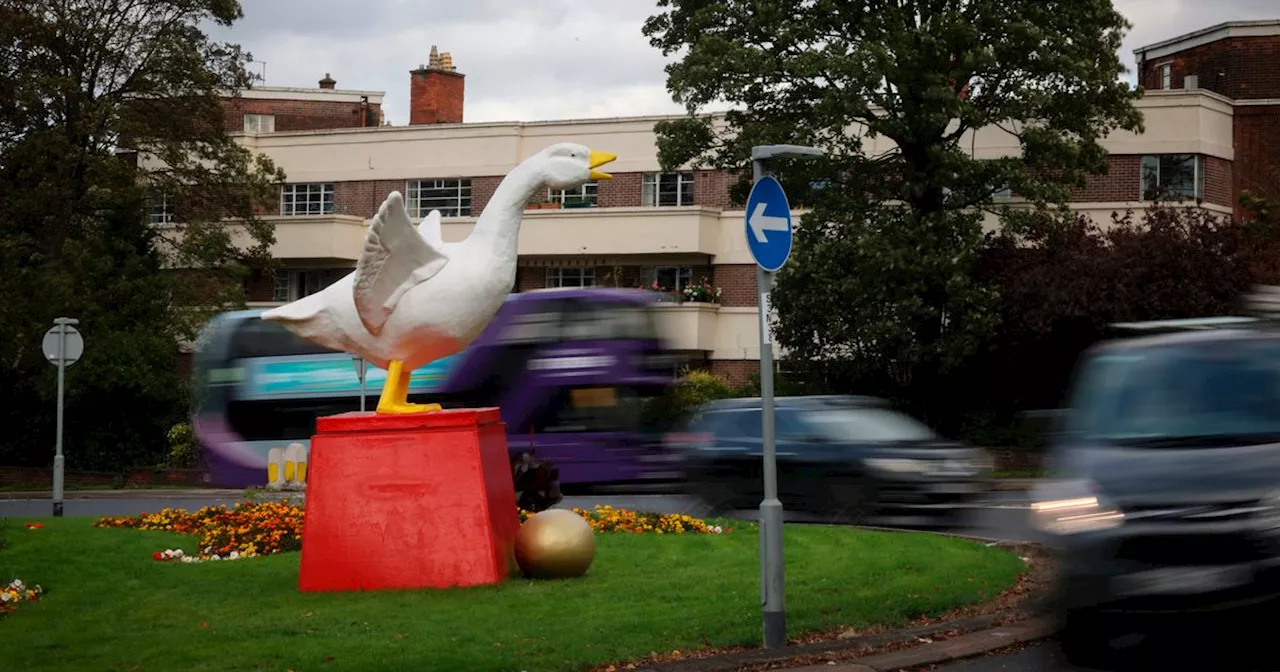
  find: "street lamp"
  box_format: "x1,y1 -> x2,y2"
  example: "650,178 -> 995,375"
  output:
749,143 -> 826,649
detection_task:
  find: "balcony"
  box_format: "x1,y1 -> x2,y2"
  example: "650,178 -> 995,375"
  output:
226,214 -> 368,262
651,301 -> 720,352
441,206 -> 724,256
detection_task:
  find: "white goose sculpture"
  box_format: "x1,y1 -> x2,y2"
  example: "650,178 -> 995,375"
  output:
261,142 -> 616,414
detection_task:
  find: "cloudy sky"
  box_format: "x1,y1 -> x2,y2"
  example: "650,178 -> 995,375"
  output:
207,0 -> 1280,126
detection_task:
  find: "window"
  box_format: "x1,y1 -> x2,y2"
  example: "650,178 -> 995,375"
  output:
244,114 -> 275,134
642,172 -> 695,207
803,408 -> 939,443
1141,154 -> 1204,201
1068,341 -> 1280,444
546,267 -> 596,288
1158,64 -> 1172,90
273,269 -> 330,302
148,192 -> 174,224
548,182 -> 598,207
650,266 -> 693,293
280,183 -> 335,216
406,178 -> 471,218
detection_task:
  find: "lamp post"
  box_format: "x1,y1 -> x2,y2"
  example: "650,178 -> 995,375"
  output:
747,144 -> 826,649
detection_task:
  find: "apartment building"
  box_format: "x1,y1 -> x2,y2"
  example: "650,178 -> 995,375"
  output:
197,24 -> 1279,382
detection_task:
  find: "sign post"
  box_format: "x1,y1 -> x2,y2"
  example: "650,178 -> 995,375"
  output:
42,317 -> 84,517
746,144 -> 825,649
352,356 -> 369,412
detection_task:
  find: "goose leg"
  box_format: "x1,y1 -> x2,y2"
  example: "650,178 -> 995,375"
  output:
376,360 -> 442,414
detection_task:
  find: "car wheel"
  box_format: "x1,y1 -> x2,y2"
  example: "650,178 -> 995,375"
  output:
1059,608 -> 1112,668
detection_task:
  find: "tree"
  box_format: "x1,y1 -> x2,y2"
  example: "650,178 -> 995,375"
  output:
643,0 -> 1143,425
0,0 -> 284,470
970,203 -> 1280,442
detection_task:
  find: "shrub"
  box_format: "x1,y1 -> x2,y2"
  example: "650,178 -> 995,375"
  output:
164,423 -> 197,469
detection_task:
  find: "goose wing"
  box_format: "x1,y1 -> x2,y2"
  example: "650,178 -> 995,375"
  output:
353,191 -> 451,336
416,209 -> 444,248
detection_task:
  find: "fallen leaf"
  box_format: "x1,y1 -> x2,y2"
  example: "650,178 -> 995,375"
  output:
324,656 -> 335,663
198,621 -> 210,629
394,633 -> 407,640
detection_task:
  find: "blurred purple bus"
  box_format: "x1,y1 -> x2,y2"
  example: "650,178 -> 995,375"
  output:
190,288 -> 686,490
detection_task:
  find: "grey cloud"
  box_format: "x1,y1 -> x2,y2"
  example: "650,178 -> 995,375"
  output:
209,1 -> 1279,124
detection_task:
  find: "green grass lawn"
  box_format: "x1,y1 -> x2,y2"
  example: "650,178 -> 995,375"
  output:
0,516 -> 1026,672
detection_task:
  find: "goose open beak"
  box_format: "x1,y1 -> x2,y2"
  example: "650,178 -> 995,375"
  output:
588,150 -> 617,180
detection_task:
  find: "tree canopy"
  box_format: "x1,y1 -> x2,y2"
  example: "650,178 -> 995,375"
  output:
644,0 -> 1145,424
0,0 -> 283,470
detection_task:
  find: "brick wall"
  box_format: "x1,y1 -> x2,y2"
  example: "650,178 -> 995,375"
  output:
409,69 -> 465,125
515,267 -> 544,292
694,170 -> 738,208
1067,155 -> 1142,202
1204,155 -> 1235,207
713,264 -> 758,307
711,359 -> 759,384
1140,35 -> 1280,100
221,97 -> 381,133
1234,104 -> 1280,219
245,268 -> 275,302
598,172 -> 644,207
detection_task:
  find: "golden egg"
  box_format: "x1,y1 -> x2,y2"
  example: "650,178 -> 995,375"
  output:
514,509 -> 597,579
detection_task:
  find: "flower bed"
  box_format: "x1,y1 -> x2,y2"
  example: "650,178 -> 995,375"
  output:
94,500 -> 304,560
519,505 -> 728,535
96,502 -> 726,563
0,579 -> 42,616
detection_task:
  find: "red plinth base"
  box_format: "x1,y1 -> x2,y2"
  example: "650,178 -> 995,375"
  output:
298,408 -> 520,592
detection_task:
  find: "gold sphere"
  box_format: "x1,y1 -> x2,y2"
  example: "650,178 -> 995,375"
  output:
514,509 -> 597,579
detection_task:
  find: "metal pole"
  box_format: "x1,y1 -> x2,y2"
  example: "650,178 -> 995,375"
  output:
52,318 -> 72,517
359,358 -> 367,412
753,158 -> 787,648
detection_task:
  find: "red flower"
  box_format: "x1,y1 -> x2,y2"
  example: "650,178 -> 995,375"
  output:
153,552 -> 164,561
24,523 -> 42,530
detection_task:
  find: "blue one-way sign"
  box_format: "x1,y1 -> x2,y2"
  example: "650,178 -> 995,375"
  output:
744,176 -> 793,273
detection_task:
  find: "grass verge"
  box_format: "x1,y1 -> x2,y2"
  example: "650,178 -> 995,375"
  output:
0,515 -> 1026,672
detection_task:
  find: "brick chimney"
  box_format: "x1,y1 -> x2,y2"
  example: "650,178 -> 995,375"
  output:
409,46 -> 464,125
318,73 -> 336,89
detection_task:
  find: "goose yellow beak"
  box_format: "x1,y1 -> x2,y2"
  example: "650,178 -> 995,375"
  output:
588,150 -> 616,180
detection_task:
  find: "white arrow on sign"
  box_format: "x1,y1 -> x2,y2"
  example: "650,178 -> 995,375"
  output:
748,202 -> 788,243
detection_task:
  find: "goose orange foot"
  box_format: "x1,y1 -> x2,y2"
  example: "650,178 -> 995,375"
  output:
375,360 -> 443,414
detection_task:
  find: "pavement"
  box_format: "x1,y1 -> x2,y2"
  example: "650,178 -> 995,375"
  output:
776,617 -> 1058,672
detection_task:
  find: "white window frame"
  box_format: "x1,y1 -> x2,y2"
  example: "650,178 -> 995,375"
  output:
548,182 -> 598,207
1158,63 -> 1172,90
545,267 -> 596,288
280,183 -> 335,216
406,178 -> 472,218
273,269 -> 329,302
642,172 -> 695,207
148,191 -> 174,224
244,114 -> 275,134
1140,154 -> 1205,202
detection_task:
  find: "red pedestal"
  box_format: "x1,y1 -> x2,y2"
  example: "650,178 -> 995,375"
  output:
298,408 -> 520,592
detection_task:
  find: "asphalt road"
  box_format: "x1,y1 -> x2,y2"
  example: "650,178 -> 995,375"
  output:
0,490 -> 1040,542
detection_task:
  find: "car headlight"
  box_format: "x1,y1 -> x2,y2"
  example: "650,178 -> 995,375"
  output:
1030,480 -> 1124,535
865,458 -> 927,474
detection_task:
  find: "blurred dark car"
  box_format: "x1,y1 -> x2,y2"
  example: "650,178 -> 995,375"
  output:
666,395 -> 992,524
1031,318 -> 1280,666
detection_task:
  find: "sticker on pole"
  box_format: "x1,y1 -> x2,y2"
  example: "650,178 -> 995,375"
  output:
745,176 -> 794,273
42,326 -> 84,366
